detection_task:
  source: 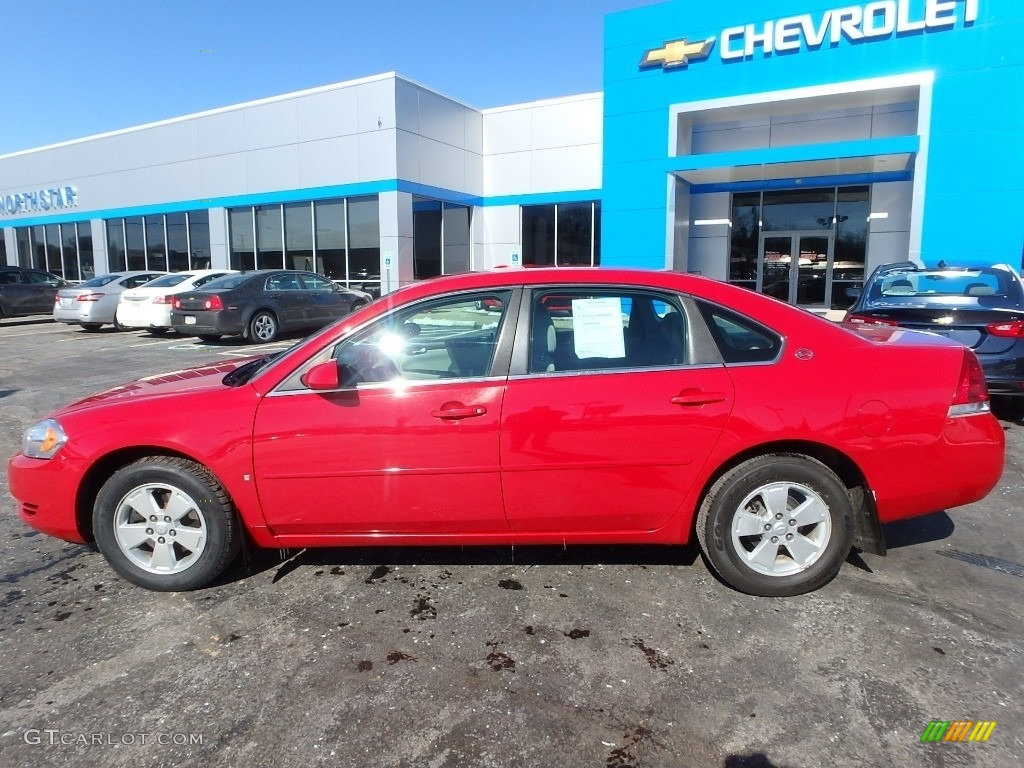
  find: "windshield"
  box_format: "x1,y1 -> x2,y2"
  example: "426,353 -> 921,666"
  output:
222,352 -> 284,387
861,268 -> 1024,310
141,273 -> 192,288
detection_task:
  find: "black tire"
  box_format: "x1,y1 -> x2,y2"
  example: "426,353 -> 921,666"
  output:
696,454 -> 854,597
197,334 -> 222,343
248,310 -> 279,343
350,300 -> 368,312
112,316 -> 128,332
147,327 -> 169,336
92,456 -> 240,591
80,323 -> 103,332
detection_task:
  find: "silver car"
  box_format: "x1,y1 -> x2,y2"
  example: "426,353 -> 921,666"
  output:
54,271 -> 167,331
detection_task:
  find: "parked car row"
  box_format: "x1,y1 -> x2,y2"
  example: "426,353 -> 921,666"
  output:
1,267 -> 372,343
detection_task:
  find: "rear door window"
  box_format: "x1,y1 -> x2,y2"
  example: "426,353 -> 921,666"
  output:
696,301 -> 782,364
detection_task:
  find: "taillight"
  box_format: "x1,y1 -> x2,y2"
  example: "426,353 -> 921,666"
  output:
152,295 -> 173,305
172,297 -> 183,310
986,320 -> 1024,338
845,313 -> 898,327
949,350 -> 990,417
76,293 -> 103,302
204,296 -> 224,311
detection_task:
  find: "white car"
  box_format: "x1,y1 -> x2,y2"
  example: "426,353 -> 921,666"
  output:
54,271 -> 168,331
116,269 -> 237,334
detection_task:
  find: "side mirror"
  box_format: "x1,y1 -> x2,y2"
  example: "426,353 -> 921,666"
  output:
402,322 -> 421,338
845,286 -> 862,300
301,360 -> 341,390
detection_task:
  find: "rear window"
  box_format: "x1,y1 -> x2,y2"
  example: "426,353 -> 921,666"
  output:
78,275 -> 121,288
863,268 -> 1024,308
201,274 -> 253,291
143,274 -> 192,288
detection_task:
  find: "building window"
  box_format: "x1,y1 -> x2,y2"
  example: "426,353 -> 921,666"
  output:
188,210 -> 210,268
13,221 -> 93,279
166,213 -> 188,272
228,196 -> 381,296
106,210 -> 211,272
285,202 -> 314,271
346,196 -> 381,296
522,202 -> 600,267
314,199 -> 345,279
412,197 -> 471,279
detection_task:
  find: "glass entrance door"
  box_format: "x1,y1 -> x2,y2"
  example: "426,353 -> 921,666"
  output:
757,231 -> 834,307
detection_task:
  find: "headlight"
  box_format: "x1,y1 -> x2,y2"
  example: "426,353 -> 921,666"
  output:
22,419 -> 68,459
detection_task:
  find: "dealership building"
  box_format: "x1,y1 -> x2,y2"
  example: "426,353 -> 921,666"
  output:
1,0 -> 1020,309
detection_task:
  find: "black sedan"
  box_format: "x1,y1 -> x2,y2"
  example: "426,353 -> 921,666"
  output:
170,270 -> 372,343
845,262 -> 1024,417
0,267 -> 69,318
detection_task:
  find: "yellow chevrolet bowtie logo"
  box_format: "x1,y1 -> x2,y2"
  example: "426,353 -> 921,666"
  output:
640,38 -> 715,69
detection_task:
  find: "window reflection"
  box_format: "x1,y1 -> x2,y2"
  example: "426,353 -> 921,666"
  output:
522,202 -> 600,267
728,186 -> 870,309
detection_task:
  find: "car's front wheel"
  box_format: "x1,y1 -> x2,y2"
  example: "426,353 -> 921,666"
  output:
696,454 -> 854,597
92,457 -> 241,591
248,311 -> 279,343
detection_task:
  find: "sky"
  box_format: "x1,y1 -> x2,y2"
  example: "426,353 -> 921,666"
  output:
0,0 -> 660,157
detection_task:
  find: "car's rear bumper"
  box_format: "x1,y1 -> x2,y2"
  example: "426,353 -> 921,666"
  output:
863,412 -> 1005,523
117,304 -> 171,329
8,452 -> 87,543
170,310 -> 244,336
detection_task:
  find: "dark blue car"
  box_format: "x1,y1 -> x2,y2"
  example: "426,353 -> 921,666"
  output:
844,262 -> 1024,419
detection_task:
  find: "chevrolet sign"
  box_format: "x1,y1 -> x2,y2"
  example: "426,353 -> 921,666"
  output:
641,0 -> 978,69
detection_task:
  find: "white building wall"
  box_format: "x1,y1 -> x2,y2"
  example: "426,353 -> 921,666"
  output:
479,206 -> 521,269
482,94 -> 602,196
0,74 -> 401,217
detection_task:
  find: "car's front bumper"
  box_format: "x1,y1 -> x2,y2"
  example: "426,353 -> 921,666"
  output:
8,451 -> 87,543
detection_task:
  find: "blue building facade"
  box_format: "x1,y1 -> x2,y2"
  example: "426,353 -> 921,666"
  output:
602,0 -> 1023,308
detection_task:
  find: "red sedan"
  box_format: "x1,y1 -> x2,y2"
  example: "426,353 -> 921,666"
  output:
8,268 -> 1004,596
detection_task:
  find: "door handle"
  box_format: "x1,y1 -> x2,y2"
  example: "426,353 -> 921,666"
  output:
431,402 -> 487,420
670,389 -> 727,406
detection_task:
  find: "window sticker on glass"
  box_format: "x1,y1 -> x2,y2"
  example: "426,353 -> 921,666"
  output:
571,297 -> 626,359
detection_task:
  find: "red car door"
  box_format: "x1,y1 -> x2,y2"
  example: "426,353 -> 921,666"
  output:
251,291 -> 515,537
500,289 -> 734,535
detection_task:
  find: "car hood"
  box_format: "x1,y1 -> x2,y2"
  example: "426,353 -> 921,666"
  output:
57,359 -> 251,413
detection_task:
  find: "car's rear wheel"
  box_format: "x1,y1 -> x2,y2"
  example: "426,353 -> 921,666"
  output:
80,323 -> 103,332
93,456 -> 240,591
696,454 -> 854,597
248,310 -> 279,343
197,334 -> 221,343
